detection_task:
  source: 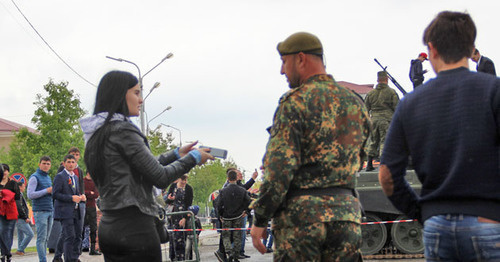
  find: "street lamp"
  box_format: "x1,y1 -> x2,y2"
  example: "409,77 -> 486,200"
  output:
147,106 -> 172,133
105,53 -> 174,133
161,123 -> 182,147
144,82 -> 161,101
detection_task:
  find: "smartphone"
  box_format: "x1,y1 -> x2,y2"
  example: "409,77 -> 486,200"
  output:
199,146 -> 228,159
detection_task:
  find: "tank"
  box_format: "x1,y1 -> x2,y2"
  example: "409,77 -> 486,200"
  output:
357,169 -> 424,255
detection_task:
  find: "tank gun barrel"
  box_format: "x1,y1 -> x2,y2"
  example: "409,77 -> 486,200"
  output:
374,58 -> 407,95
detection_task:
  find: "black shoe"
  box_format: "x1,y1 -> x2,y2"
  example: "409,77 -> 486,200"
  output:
239,253 -> 250,259
82,247 -> 89,252
266,248 -> 273,253
52,258 -> 63,262
48,248 -> 55,254
214,250 -> 226,262
89,250 -> 102,256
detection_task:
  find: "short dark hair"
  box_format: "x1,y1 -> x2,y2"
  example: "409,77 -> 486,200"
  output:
180,174 -> 188,181
39,156 -> 52,163
423,11 -> 476,64
473,48 -> 479,55
68,147 -> 80,154
1,164 -> 9,172
226,167 -> 237,174
227,170 -> 237,181
63,154 -> 76,162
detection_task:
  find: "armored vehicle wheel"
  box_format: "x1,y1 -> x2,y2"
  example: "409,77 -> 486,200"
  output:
361,214 -> 387,255
390,215 -> 424,254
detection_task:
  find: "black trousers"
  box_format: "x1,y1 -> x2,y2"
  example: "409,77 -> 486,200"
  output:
99,206 -> 161,262
84,207 -> 97,246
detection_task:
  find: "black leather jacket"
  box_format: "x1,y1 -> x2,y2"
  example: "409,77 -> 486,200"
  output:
86,121 -> 197,217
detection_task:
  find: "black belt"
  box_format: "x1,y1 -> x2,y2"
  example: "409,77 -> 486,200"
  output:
286,187 -> 354,199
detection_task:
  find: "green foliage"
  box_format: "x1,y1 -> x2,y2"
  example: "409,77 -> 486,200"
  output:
4,79 -> 86,179
187,158 -> 237,214
146,128 -> 175,156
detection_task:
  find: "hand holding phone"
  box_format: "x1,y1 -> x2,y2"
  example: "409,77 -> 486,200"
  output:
199,146 -> 228,159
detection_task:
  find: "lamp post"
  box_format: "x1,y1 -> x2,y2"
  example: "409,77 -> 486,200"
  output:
161,123 -> 182,147
106,53 -> 174,133
147,106 -> 172,133
144,82 -> 161,101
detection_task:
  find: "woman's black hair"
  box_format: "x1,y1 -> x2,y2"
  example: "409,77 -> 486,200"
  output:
85,70 -> 138,185
1,164 -> 9,172
93,70 -> 139,123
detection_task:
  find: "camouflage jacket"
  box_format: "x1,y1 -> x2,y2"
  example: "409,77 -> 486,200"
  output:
252,74 -> 370,229
364,83 -> 399,120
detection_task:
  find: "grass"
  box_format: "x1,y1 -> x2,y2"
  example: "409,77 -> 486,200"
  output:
13,246 -> 37,253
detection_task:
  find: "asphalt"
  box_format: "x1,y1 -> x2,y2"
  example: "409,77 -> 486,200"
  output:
12,230 -> 273,262
12,231 -> 424,262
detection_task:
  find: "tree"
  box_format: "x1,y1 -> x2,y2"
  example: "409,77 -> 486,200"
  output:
146,127 -> 175,156
3,79 -> 86,179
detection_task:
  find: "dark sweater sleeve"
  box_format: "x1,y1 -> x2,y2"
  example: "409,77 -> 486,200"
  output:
242,178 -> 255,190
380,104 -> 421,219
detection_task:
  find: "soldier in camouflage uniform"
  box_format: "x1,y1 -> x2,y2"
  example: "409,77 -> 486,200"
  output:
250,32 -> 370,262
364,71 -> 399,171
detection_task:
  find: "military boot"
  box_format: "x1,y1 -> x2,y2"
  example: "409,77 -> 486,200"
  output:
366,157 -> 375,171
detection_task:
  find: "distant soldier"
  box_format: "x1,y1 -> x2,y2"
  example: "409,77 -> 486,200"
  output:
364,71 -> 399,171
471,48 -> 496,76
250,32 -> 370,261
409,52 -> 428,88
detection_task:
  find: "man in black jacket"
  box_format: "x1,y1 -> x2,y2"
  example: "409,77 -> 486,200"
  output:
217,170 -> 251,262
471,48 -> 496,76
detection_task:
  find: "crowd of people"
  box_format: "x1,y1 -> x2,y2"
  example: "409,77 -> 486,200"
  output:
0,9 -> 498,262
0,146 -> 102,262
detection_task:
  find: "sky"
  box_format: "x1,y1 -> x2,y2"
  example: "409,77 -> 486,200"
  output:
1,0 -> 499,178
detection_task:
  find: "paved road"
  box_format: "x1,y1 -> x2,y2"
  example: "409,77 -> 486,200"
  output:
12,231 -> 424,262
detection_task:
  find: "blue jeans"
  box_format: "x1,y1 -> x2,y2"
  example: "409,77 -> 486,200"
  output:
16,219 -> 34,253
424,214 -> 500,261
0,216 -> 16,257
33,211 -> 54,262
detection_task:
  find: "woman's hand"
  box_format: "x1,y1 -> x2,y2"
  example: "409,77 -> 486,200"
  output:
178,141 -> 198,157
167,193 -> 175,200
197,147 -> 215,165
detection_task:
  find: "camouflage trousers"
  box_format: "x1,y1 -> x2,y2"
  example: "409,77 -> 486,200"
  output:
272,221 -> 362,262
221,217 -> 244,259
367,118 -> 390,158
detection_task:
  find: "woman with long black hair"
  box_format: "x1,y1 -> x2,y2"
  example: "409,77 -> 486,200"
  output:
81,70 -> 213,261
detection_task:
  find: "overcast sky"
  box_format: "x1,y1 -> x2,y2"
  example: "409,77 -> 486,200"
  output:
1,0 -> 498,178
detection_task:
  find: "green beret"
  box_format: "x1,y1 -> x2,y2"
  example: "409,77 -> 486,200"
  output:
277,32 -> 323,56
377,71 -> 388,80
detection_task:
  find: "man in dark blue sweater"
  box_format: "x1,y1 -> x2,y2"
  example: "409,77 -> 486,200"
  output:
379,11 -> 500,261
